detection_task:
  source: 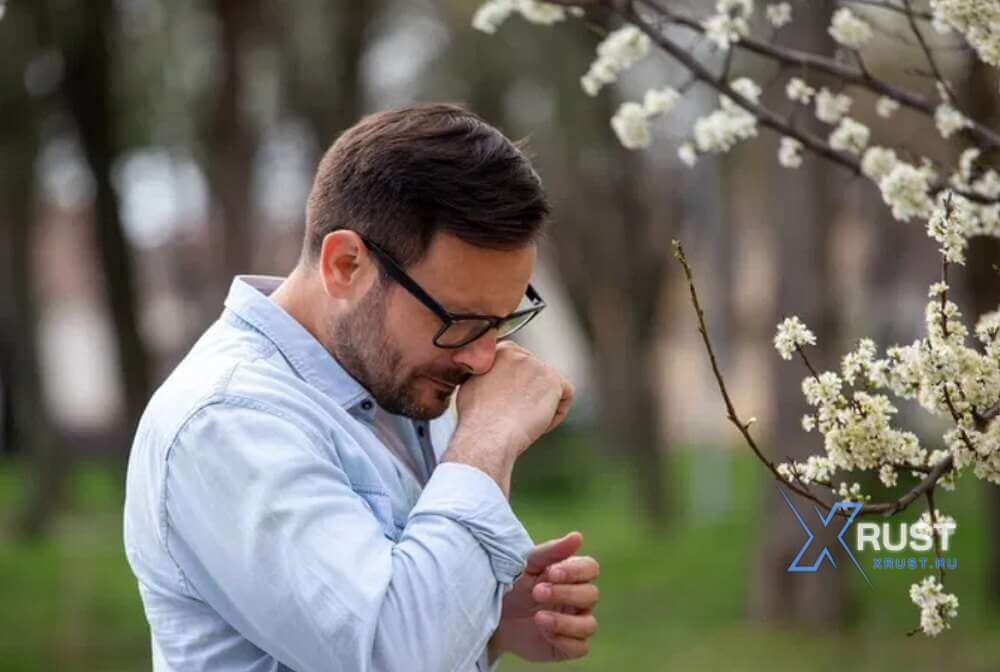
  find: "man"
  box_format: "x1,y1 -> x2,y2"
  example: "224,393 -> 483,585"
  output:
124,103 -> 600,671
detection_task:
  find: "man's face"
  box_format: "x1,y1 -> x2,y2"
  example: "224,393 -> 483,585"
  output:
329,233 -> 536,420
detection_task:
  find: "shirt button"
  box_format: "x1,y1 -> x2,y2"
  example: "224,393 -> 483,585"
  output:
416,425 -> 425,437
361,400 -> 373,411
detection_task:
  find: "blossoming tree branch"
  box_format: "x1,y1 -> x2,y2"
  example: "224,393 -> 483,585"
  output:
473,0 -> 1000,637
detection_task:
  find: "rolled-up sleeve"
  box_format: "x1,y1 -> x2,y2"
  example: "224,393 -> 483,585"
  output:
162,398 -> 533,672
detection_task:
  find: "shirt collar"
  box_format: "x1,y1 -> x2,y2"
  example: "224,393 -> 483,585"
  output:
223,274 -> 377,419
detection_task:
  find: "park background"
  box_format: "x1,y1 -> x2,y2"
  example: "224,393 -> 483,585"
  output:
1,0 -> 999,670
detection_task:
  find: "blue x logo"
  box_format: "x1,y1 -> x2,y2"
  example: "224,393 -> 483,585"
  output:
779,488 -> 870,586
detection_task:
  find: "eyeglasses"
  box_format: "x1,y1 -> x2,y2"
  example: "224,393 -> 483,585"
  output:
360,236 -> 546,349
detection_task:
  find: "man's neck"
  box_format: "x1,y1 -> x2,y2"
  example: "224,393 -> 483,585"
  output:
270,266 -> 327,347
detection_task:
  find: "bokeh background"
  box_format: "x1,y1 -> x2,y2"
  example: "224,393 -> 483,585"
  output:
1,0 -> 999,670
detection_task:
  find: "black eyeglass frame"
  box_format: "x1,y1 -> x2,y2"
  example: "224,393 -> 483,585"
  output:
360,236 -> 546,349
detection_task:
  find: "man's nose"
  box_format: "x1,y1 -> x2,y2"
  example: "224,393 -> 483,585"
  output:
451,330 -> 498,375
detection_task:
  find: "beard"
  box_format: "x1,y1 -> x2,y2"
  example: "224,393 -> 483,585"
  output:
328,279 -> 470,420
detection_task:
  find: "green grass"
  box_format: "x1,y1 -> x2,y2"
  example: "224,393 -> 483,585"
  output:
1,436 -> 999,671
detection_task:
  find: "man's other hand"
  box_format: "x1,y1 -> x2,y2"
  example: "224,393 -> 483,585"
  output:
489,531 -> 599,663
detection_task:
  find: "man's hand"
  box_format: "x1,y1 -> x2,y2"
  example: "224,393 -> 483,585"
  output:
443,342 -> 574,496
489,531 -> 599,663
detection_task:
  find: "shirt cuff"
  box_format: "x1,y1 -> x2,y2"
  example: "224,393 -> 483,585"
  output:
409,461 -> 532,585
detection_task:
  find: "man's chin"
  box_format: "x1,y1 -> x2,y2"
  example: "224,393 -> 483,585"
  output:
388,379 -> 452,421
415,389 -> 453,420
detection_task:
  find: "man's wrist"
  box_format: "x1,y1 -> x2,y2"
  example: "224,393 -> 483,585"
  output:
441,422 -> 518,497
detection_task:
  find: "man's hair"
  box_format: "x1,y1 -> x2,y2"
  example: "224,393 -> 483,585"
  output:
303,103 -> 550,268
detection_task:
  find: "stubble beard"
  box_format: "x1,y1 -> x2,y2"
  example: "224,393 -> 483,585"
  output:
328,280 -> 453,421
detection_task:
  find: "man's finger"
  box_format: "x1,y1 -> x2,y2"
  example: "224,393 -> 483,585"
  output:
532,582 -> 599,610
535,610 -> 598,640
544,379 -> 574,434
543,555 -> 600,583
544,635 -> 590,660
524,531 -> 583,576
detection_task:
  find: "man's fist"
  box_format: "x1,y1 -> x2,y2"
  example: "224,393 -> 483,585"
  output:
455,341 -> 574,457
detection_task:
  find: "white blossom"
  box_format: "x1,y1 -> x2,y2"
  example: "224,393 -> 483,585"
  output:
610,101 -> 652,150
692,82 -> 761,154
861,146 -> 899,182
472,0 -> 515,33
910,576 -> 959,636
730,76 -> 761,104
643,87 -> 680,116
975,170 -> 1000,199
837,481 -> 868,502
694,109 -> 757,153
976,308 -> 1000,346
802,414 -> 816,432
518,0 -> 573,25
842,338 -> 877,385
580,25 -> 650,96
609,86 -> 682,149
935,102 -> 971,139
876,96 -> 900,118
703,0 -> 755,51
916,509 -> 957,537
957,147 -> 981,185
774,316 -> 816,359
777,454 -> 834,484
829,117 -> 870,155
815,88 -> 852,124
472,0 -> 571,34
829,8 -> 873,49
786,77 -> 815,104
929,281 -> 949,298
879,463 -> 898,487
766,2 -> 791,27
930,0 -> 1000,67
678,142 -> 698,167
926,193 -> 971,264
778,136 -> 803,168
878,162 -> 933,222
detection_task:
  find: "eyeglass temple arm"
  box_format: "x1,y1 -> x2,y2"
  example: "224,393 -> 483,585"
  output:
362,238 -> 452,322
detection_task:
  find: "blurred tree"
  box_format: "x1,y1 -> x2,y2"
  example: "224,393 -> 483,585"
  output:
441,4 -> 676,527
201,0 -> 263,296
964,60 -> 1000,606
0,2 -> 66,538
271,0 -> 379,156
52,0 -> 153,456
749,0 -> 848,626
549,101 -> 675,529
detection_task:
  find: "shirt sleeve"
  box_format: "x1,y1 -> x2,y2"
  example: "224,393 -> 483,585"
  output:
162,399 -> 533,672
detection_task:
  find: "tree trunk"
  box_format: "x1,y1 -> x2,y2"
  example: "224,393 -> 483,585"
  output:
547,83 -> 674,530
963,60 -> 1000,606
749,0 -> 847,626
204,0 -> 261,297
0,2 -> 69,537
58,0 -> 152,451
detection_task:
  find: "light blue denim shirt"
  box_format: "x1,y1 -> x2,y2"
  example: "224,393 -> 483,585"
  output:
123,275 -> 535,671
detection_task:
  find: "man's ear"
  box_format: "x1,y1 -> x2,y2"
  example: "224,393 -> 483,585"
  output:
318,230 -> 374,300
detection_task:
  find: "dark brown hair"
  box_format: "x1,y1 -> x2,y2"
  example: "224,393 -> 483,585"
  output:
303,103 -> 549,267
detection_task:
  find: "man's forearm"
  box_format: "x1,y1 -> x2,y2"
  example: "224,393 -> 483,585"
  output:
440,420 -> 521,497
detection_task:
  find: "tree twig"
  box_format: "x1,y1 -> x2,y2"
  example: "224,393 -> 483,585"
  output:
559,0 -> 1000,156
926,489 -> 946,584
902,0 -> 957,102
672,240 -> 956,518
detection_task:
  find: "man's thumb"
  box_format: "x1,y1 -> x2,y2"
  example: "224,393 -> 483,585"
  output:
525,531 -> 583,575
